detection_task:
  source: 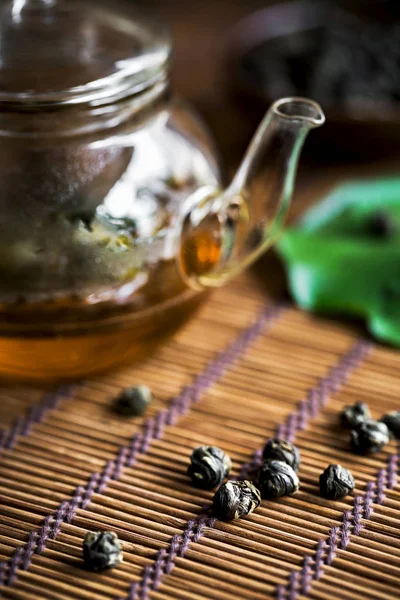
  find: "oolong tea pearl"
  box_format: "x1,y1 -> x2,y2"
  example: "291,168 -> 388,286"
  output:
212,480 -> 261,521
258,460 -> 299,500
83,531 -> 122,571
113,385 -> 152,417
320,464 -> 355,500
188,446 -> 232,489
351,420 -> 389,454
381,411 -> 400,440
340,401 -> 370,429
262,438 -> 300,471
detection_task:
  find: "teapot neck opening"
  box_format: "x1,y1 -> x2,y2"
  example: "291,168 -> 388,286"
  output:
272,97 -> 325,128
0,0 -> 172,109
0,77 -> 171,139
0,62 -> 170,110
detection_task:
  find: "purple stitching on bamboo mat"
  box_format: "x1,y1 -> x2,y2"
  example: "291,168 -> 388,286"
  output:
339,510 -> 352,550
276,584 -> 286,600
313,539 -> 326,580
300,556 -> 312,594
7,548 -> 23,586
376,468 -> 387,504
81,474 -> 99,510
0,384 -> 74,455
325,526 -> 338,566
22,532 -> 37,570
35,515 -> 52,554
288,569 -> 299,600
352,496 -> 363,536
152,549 -> 166,590
65,486 -> 84,524
364,481 -> 375,519
114,339 -> 371,600
0,304 -> 281,592
280,443 -> 400,599
128,583 -> 138,600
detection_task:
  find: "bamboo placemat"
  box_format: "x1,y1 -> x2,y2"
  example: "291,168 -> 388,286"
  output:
0,273 -> 399,600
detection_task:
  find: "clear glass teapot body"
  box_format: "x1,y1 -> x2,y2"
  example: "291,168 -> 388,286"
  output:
0,100 -> 222,379
0,0 -> 324,380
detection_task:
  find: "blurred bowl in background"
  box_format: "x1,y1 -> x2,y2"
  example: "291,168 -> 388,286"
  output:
226,0 -> 400,159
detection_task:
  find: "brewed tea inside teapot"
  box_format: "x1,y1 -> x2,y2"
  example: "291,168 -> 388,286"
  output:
0,0 -> 324,380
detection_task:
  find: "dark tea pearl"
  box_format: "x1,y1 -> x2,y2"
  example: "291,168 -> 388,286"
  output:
258,460 -> 299,500
83,531 -> 122,571
212,480 -> 261,521
351,420 -> 389,454
113,385 -> 152,417
262,438 -> 300,471
340,401 -> 370,429
320,464 -> 355,500
188,446 -> 232,489
381,411 -> 400,439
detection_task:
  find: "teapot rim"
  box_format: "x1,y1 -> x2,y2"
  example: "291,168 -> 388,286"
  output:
0,0 -> 171,108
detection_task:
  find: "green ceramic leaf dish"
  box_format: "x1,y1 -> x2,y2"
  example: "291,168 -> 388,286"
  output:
278,178 -> 400,346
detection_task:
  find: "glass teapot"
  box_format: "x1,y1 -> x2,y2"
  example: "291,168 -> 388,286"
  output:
0,0 -> 324,380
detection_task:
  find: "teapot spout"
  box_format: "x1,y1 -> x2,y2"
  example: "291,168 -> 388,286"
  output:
231,97 -> 325,197
271,97 -> 325,126
179,97 -> 325,289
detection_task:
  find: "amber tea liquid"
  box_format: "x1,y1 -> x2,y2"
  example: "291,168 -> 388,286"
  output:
0,259 -> 207,381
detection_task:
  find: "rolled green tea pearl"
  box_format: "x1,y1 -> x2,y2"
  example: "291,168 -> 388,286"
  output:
113,385 -> 152,417
212,480 -> 261,521
83,531 -> 122,571
340,401 -> 370,429
262,438 -> 300,471
258,460 -> 299,499
320,464 -> 355,500
188,446 -> 232,489
351,420 -> 389,454
381,410 -> 400,439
